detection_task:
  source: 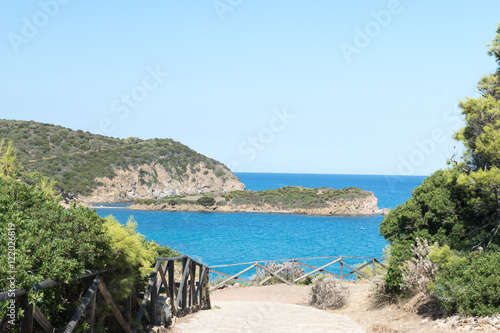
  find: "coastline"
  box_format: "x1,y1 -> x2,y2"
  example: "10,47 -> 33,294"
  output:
126,202 -> 391,216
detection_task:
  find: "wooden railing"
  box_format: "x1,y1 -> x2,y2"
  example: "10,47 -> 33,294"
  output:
0,255 -> 210,333
209,255 -> 387,290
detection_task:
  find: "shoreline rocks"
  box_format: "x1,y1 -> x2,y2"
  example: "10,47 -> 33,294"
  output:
127,190 -> 390,217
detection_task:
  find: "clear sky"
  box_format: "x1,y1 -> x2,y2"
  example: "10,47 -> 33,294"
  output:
1,1 -> 499,175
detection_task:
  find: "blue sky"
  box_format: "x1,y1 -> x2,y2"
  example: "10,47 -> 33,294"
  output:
1,1 -> 499,175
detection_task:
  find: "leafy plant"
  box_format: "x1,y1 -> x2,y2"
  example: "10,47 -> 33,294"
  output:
0,178 -> 179,331
429,251 -> 500,316
196,196 -> 216,207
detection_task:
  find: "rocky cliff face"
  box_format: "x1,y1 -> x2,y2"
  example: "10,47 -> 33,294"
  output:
80,162 -> 244,203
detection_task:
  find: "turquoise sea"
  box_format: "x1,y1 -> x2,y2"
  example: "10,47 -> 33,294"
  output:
95,173 -> 426,276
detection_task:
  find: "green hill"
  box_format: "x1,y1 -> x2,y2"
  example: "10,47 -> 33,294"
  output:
0,119 -> 236,196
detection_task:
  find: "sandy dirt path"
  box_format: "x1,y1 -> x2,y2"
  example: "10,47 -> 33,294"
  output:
171,282 -> 498,333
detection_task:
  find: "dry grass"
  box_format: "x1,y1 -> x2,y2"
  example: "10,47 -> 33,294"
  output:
401,238 -> 438,295
309,275 -> 350,310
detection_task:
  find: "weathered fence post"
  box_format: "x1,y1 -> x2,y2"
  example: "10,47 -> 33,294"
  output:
150,277 -> 157,325
20,296 -> 33,333
189,261 -> 196,307
372,258 -> 376,278
84,291 -> 97,333
168,260 -> 175,306
181,258 -> 188,310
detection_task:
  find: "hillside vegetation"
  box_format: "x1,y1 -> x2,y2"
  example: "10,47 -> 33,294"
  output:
0,119 -> 230,196
223,186 -> 370,209
135,186 -> 372,210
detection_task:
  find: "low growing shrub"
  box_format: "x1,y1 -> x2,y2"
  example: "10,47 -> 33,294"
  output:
429,250 -> 500,316
196,196 -> 215,207
310,275 -> 350,309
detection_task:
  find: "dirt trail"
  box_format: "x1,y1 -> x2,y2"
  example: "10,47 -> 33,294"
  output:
171,282 -> 498,332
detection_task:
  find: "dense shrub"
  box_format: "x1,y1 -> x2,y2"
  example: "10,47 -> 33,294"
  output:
310,275 -> 349,309
379,170 -> 476,292
0,178 -> 178,331
196,196 -> 216,207
429,251 -> 500,316
0,179 -> 110,291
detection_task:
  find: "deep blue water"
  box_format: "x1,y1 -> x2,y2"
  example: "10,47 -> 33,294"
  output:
95,173 -> 426,277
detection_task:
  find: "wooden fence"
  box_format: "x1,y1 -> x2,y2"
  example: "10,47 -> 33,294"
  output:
0,255 -> 210,333
209,255 -> 387,290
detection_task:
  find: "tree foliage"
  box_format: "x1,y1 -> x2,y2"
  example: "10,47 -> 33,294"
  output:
379,23 -> 500,295
196,196 -> 216,207
0,139 -> 20,180
0,178 -> 179,330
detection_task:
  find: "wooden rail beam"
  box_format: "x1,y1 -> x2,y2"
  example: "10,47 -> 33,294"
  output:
63,275 -> 102,333
341,260 -> 373,279
158,262 -> 177,317
33,307 -> 54,333
175,258 -> 192,312
210,264 -> 257,291
134,260 -> 161,331
341,262 -> 371,281
98,280 -> 133,333
293,260 -> 339,278
294,258 -> 342,283
209,269 -> 250,284
254,264 -> 292,286
258,261 -> 292,285
195,265 -> 207,305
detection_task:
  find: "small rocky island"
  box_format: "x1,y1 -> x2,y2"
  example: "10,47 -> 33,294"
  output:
128,186 -> 389,216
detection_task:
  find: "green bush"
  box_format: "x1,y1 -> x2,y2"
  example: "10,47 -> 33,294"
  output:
379,170 -> 470,292
0,178 -> 178,331
429,251 -> 500,316
196,196 -> 216,207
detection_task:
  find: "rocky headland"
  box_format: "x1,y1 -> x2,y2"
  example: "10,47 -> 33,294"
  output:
81,162 -> 244,203
128,186 -> 390,216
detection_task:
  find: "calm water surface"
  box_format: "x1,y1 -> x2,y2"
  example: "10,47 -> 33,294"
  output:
95,173 -> 426,274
